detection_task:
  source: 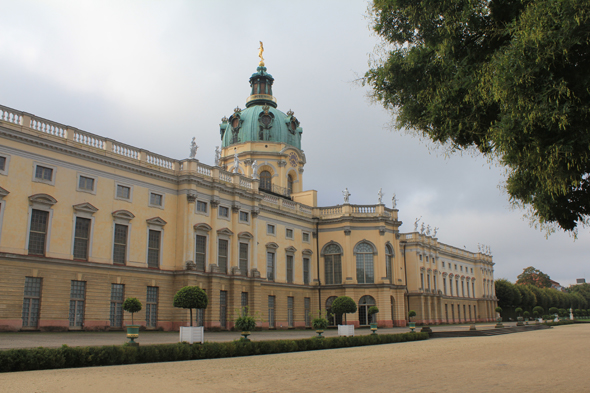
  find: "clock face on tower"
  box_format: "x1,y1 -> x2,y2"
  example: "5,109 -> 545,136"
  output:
289,152 -> 298,167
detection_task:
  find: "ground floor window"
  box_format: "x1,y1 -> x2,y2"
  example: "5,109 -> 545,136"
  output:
304,297 -> 310,327
146,286 -> 158,328
69,280 -> 86,328
196,308 -> 205,327
220,291 -> 227,328
268,296 -> 275,328
287,296 -> 294,328
110,284 -> 124,328
445,304 -> 449,323
358,295 -> 376,326
22,277 -> 42,328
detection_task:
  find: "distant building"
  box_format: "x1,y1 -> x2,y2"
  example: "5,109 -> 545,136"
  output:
549,279 -> 564,292
576,278 -> 586,284
0,62 -> 497,331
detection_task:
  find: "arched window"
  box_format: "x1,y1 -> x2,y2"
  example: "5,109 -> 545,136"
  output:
323,243 -> 342,285
355,242 -> 375,284
260,171 -> 272,192
385,244 -> 394,282
325,296 -> 342,326
358,295 -> 376,326
287,174 -> 293,195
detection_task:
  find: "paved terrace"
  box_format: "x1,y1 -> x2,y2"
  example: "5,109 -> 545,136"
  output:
0,322 -> 523,349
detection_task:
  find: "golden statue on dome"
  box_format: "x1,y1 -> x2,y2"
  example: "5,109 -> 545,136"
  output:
258,41 -> 265,66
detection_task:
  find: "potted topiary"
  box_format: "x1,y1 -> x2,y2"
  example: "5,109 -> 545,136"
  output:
533,306 -> 544,324
408,310 -> 417,332
523,311 -> 530,325
368,306 -> 379,334
515,307 -> 524,326
311,310 -> 329,338
122,297 -> 142,346
494,306 -> 503,328
331,296 -> 357,337
234,307 -> 257,341
173,285 -> 208,344
549,307 -> 559,321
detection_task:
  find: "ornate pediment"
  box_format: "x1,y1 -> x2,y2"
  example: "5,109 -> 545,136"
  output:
146,217 -> 167,227
194,223 -> 212,232
285,246 -> 297,253
73,202 -> 98,215
302,248 -> 313,256
265,242 -> 279,250
112,210 -> 135,221
216,227 -> 233,236
0,186 -> 9,199
28,193 -> 57,206
238,231 -> 253,239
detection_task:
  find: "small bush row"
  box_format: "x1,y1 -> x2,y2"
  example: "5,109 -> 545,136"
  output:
0,331 -> 428,373
543,320 -> 574,326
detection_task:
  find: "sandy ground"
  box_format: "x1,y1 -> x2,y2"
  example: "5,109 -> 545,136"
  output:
1,324 -> 588,393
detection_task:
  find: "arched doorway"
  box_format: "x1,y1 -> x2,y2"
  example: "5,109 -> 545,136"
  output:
325,296 -> 342,326
260,170 -> 272,192
358,295 -> 376,326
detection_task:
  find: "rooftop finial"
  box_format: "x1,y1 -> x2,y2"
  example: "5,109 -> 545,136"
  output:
258,41 -> 265,67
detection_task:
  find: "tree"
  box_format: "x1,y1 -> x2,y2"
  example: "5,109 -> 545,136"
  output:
566,283 -> 590,305
516,267 -> 552,288
495,279 -> 515,309
331,296 -> 357,324
173,286 -> 208,327
366,0 -> 590,232
516,284 -> 536,309
122,297 -> 142,325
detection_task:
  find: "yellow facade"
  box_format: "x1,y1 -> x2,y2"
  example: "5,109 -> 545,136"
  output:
0,69 -> 497,332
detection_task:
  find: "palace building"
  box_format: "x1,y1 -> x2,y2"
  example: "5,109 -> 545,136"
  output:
0,61 -> 497,331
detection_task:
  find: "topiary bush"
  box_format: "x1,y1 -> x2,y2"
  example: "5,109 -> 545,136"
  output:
173,286 -> 208,327
331,296 -> 357,324
122,298 -> 142,325
408,310 -> 416,321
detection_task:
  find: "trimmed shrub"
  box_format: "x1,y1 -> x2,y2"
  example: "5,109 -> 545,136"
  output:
173,286 -> 208,327
122,298 -> 142,325
331,296 -> 357,324
0,332 -> 429,373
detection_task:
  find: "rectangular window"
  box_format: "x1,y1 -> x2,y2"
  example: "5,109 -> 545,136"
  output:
116,185 -> 131,200
460,266 -> 463,272
420,273 -> 424,289
149,192 -> 163,207
443,278 -> 447,295
302,232 -> 310,242
442,261 -> 445,268
268,295 -> 275,328
73,217 -> 91,260
0,156 -> 5,171
286,228 -> 294,239
196,201 -> 208,213
286,255 -> 294,283
462,282 -> 465,297
147,230 -> 161,268
35,165 -> 53,181
69,280 -> 86,328
28,209 -> 49,256
456,280 -> 460,296
241,292 -> 248,316
220,290 -> 227,329
239,243 -> 248,276
267,224 -> 275,235
304,297 -> 311,328
303,257 -> 310,285
195,235 -> 207,272
472,282 -> 475,298
78,176 -> 95,191
427,274 -> 431,290
218,239 -> 228,273
426,256 -> 429,262
458,305 -> 461,320
467,282 -> 470,297
196,308 -> 204,327
471,268 -> 473,274
449,279 -> 453,296
419,254 -> 422,261
324,254 -> 342,285
110,284 -> 124,328
287,296 -> 294,328
239,211 -> 249,223
22,277 -> 42,328
454,264 -> 457,270
146,287 -> 158,328
218,206 -> 229,218
266,252 -> 275,281
113,224 -> 128,264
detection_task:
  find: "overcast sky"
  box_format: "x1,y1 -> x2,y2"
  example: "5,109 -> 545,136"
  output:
1,0 -> 588,286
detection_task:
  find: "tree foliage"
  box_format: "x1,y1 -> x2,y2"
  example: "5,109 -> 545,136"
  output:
331,296 -> 357,324
366,0 -> 590,232
516,266 -> 552,288
122,297 -> 142,325
173,286 -> 208,327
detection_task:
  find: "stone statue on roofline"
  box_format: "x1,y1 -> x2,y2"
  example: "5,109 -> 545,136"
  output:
426,225 -> 431,236
189,137 -> 198,158
252,160 -> 259,179
377,188 -> 384,204
420,222 -> 425,234
342,188 -> 351,203
414,217 -> 421,232
233,152 -> 240,173
214,146 -> 220,166
433,227 -> 438,237
392,193 -> 397,208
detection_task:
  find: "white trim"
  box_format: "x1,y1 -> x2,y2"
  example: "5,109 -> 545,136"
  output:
0,153 -> 11,176
148,190 -> 165,209
76,173 -> 97,195
32,161 -> 56,186
114,182 -> 133,202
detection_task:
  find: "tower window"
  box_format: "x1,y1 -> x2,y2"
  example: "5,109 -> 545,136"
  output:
260,171 -> 272,191
287,175 -> 293,195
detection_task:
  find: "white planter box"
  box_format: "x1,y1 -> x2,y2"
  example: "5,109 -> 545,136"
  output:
179,326 -> 204,344
338,324 -> 354,337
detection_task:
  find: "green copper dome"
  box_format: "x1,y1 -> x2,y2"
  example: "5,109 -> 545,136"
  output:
220,66 -> 302,150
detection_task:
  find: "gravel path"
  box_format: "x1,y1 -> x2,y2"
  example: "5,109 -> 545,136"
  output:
0,324 -> 587,393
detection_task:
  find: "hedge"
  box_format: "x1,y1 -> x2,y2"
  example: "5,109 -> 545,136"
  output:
0,331 -> 428,373
543,320 -> 574,326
